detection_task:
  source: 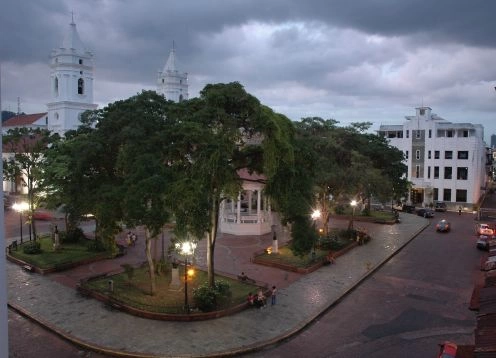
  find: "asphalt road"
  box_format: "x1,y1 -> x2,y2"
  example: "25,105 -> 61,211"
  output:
246,210 -> 481,357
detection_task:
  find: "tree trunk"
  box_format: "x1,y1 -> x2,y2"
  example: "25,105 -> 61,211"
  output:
145,229 -> 156,295
207,194 -> 220,287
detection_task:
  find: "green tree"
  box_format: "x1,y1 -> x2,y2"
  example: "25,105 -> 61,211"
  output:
3,127 -> 53,240
171,83 -> 295,287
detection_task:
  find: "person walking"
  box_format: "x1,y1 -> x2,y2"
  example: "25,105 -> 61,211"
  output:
271,285 -> 277,306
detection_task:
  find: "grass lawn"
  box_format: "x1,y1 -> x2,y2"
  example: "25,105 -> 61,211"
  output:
9,237 -> 109,269
82,266 -> 260,314
255,246 -> 329,268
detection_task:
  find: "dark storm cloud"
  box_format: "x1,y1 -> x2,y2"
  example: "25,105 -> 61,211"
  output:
1,0 -> 496,138
1,0 -> 68,64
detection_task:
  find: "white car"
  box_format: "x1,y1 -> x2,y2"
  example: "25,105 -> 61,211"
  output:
476,223 -> 494,236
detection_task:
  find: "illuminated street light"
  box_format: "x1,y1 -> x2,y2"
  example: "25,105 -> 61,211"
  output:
12,202 -> 29,244
350,200 -> 357,230
311,209 -> 321,260
175,239 -> 197,313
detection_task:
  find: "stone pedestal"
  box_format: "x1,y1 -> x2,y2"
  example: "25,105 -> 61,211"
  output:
169,267 -> 181,290
272,235 -> 278,254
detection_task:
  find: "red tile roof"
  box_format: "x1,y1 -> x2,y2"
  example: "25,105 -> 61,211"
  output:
3,113 -> 47,127
2,133 -> 48,153
237,168 -> 266,182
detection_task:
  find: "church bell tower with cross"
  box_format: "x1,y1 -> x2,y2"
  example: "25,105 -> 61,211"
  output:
157,43 -> 189,103
47,16 -> 97,136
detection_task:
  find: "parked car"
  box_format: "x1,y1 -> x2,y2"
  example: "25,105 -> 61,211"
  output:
416,208 -> 434,218
476,223 -> 494,236
401,204 -> 416,213
437,341 -> 457,358
434,202 -> 447,212
32,210 -> 54,221
477,235 -> 490,251
436,219 -> 450,232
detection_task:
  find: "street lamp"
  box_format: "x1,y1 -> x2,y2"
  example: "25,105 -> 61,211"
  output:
311,209 -> 321,260
350,200 -> 357,230
175,240 -> 197,313
12,202 -> 29,244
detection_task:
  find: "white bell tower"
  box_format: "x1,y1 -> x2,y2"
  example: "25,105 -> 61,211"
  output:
47,18 -> 97,135
157,44 -> 188,102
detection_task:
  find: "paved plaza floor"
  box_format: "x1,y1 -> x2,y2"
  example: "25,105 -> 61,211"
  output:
7,213 -> 428,357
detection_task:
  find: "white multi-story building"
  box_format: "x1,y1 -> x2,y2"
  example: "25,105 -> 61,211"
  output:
378,107 -> 487,210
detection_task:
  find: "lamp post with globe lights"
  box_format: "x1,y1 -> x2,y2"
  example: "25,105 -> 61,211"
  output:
311,209 -> 321,260
175,239 -> 197,313
12,202 -> 29,244
350,200 -> 357,230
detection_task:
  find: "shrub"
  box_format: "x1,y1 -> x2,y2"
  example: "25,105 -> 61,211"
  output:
63,227 -> 86,243
121,264 -> 135,282
155,259 -> 170,275
22,241 -> 42,255
335,205 -> 345,215
87,239 -> 106,252
193,283 -> 218,312
215,280 -> 231,297
193,280 -> 232,312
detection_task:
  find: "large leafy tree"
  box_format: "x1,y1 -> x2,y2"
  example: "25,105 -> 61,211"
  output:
3,127 -> 54,239
171,82 -> 295,286
294,118 -> 408,235
43,91 -> 175,295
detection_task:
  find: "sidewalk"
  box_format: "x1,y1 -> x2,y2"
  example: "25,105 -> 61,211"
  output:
7,213 -> 428,357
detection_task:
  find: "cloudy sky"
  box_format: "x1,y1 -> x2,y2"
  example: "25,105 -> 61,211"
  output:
2,0 -> 496,141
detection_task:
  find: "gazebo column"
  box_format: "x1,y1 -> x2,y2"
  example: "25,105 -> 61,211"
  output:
248,190 -> 253,215
257,190 -> 262,223
236,193 -> 241,223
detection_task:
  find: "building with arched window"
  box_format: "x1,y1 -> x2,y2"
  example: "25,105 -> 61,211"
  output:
47,19 -> 97,136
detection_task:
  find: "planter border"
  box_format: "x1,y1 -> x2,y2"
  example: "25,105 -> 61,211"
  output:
77,274 -> 269,322
252,241 -> 360,273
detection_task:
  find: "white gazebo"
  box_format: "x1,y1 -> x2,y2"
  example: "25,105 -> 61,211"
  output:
219,169 -> 272,236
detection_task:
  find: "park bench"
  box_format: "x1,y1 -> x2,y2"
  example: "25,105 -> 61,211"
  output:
9,240 -> 18,252
116,244 -> 127,257
22,265 -> 34,272
237,274 -> 256,284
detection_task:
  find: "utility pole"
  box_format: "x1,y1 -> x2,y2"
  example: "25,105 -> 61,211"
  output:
0,62 -> 10,358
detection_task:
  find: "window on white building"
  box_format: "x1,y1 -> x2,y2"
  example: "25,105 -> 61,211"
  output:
428,150 -> 431,159
444,189 -> 452,202
416,150 -> 420,160
433,188 -> 438,201
79,59 -> 83,65
444,167 -> 452,179
458,151 -> 469,159
435,151 -> 440,159
78,78 -> 84,95
434,166 -> 439,179
405,150 -> 409,159
445,151 -> 453,159
457,167 -> 468,180
429,129 -> 432,138
416,130 -> 421,139
54,77 -> 58,96
456,189 -> 467,203
406,130 -> 409,138
427,166 -> 431,179
415,165 -> 420,178
447,130 -> 454,138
